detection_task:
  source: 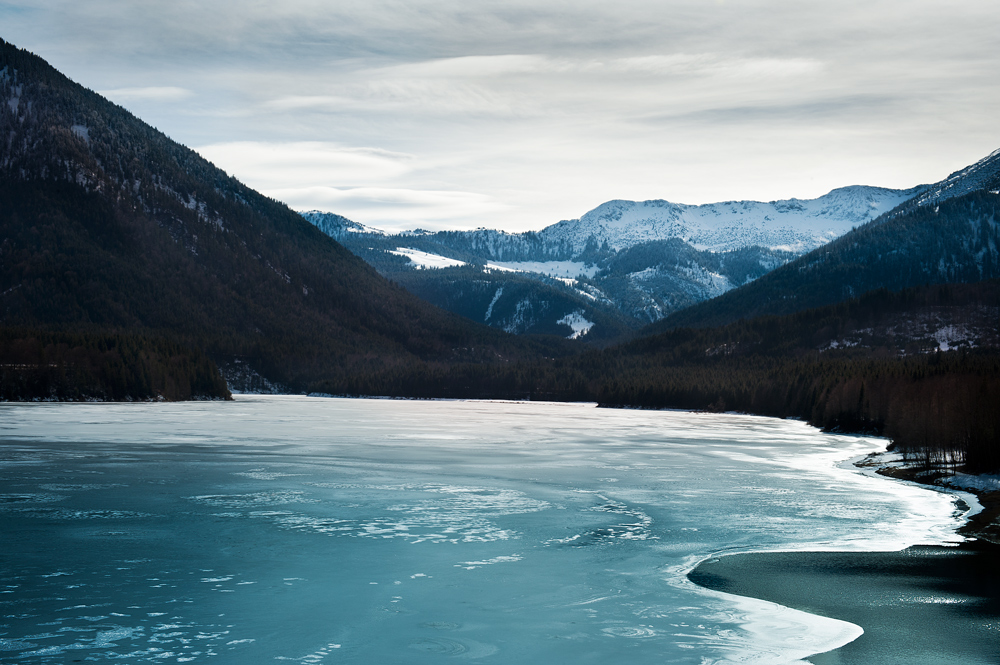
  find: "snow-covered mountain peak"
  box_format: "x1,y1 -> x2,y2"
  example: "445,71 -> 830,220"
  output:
540,185 -> 923,254
578,198 -> 684,225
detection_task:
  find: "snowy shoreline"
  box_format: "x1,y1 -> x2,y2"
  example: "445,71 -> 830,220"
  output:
856,450 -> 1000,545
683,441 -> 998,664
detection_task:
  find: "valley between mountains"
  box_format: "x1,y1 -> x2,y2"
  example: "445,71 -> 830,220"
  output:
1,36 -> 998,476
302,149 -> 997,342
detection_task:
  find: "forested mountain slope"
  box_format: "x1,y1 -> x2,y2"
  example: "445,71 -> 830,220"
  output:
595,280 -> 1000,471
0,38 -> 570,395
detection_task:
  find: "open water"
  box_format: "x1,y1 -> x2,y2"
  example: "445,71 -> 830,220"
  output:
0,397 -> 969,663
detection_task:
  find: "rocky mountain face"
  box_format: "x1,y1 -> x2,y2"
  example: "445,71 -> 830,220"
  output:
0,38 -> 568,394
302,183 -> 923,343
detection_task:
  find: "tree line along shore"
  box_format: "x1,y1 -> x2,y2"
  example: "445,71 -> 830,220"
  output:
3,281 -> 998,474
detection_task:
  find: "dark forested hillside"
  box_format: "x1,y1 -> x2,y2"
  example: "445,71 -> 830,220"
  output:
0,38 -> 573,396
654,184 -> 1000,331
0,328 -> 230,401
389,265 -> 634,344
598,281 -> 1000,471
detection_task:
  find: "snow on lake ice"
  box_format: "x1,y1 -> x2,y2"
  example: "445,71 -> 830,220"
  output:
0,397 -> 972,664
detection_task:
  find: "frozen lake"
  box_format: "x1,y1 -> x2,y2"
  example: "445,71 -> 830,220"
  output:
0,397 -> 969,663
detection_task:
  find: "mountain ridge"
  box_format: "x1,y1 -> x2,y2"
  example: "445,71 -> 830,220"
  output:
537,183 -> 926,255
299,183 -> 926,340
301,147 -> 999,341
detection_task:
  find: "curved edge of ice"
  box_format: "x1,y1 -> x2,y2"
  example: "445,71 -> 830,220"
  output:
664,555 -> 863,665
666,441 -> 981,665
845,451 -> 985,531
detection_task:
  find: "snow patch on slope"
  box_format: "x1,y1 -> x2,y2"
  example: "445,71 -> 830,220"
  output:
557,310 -> 594,340
934,325 -> 973,351
486,260 -> 599,279
389,248 -> 467,269
501,298 -> 537,334
484,287 -> 504,321
70,124 -> 89,144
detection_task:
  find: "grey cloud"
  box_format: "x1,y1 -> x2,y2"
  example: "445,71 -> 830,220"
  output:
639,94 -> 906,127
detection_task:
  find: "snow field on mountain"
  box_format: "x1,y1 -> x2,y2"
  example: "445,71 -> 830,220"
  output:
556,310 -> 595,339
388,248 -> 467,269
485,260 -> 599,279
542,186 -> 925,255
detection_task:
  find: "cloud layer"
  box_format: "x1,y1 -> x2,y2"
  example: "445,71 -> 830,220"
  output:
4,1 -> 1000,231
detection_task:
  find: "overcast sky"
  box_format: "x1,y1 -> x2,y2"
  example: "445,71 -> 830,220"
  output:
4,1 -> 999,232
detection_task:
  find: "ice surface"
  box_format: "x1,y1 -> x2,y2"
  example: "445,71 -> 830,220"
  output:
0,398 -> 972,664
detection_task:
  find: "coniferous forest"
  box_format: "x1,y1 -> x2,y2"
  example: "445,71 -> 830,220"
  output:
0,327 -> 229,401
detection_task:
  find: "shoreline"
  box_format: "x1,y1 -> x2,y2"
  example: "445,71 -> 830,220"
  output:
860,455 -> 1000,545
689,542 -> 1000,665
687,448 -> 1000,664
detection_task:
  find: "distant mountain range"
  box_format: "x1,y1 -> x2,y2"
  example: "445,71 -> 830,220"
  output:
526,185 -> 925,255
302,185 -> 927,341
302,150 -> 999,342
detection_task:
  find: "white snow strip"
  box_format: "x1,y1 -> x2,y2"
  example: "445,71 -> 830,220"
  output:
388,247 -> 466,269
486,260 -> 599,279
484,287 -> 504,321
484,262 -> 518,273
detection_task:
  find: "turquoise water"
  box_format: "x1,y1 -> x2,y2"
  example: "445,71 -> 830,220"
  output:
0,397 -> 967,663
